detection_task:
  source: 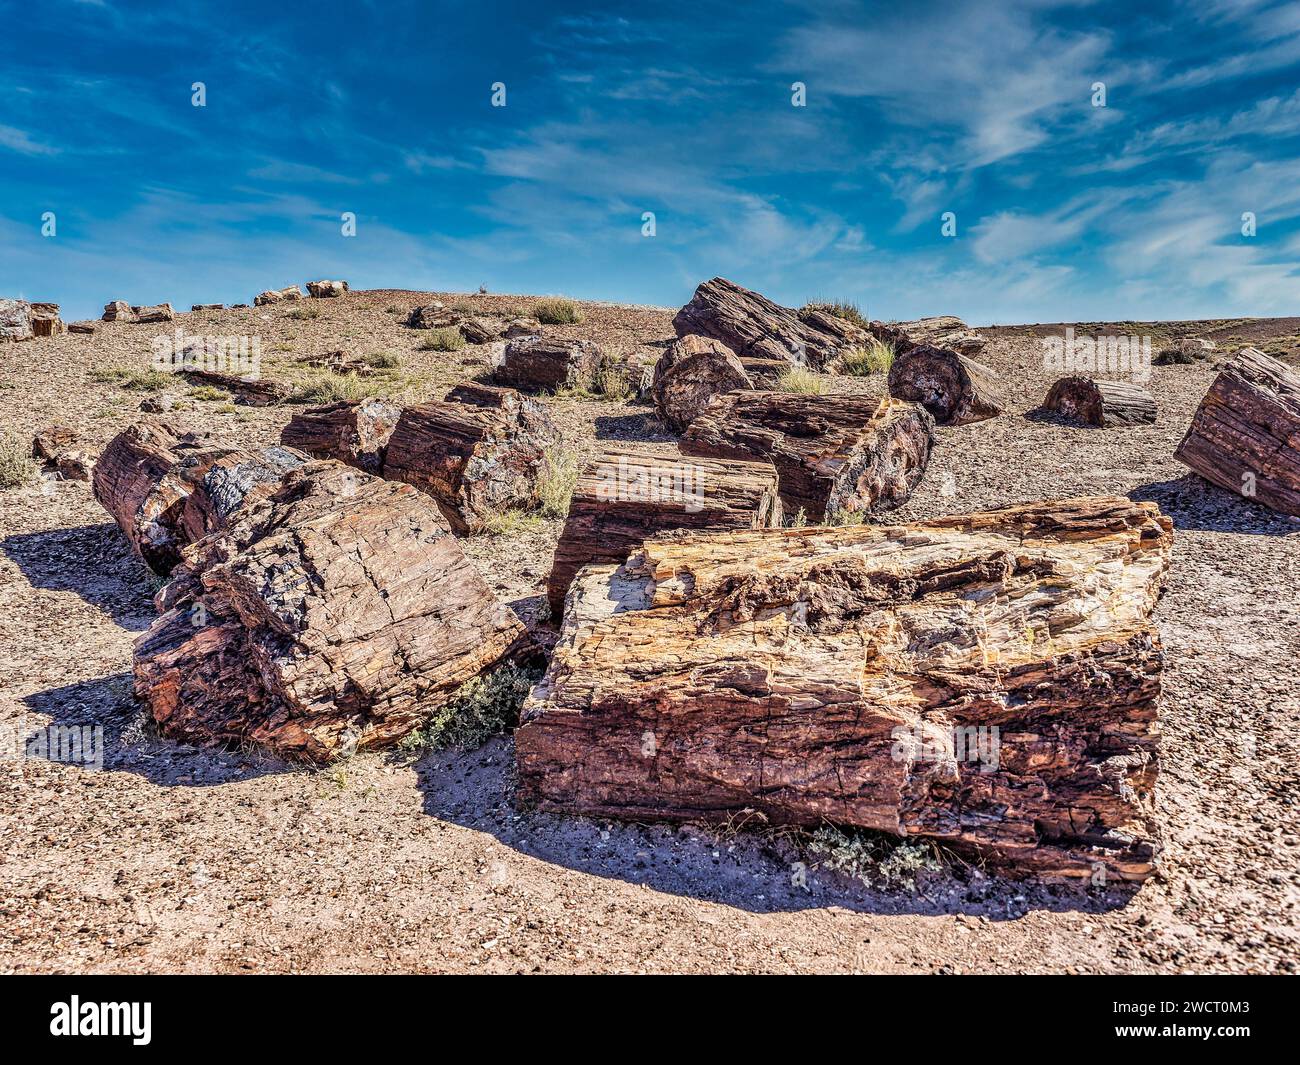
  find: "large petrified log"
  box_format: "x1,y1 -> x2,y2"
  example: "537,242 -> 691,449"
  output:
650,335 -> 752,431
178,367 -> 295,406
680,392 -> 934,522
134,462 -> 528,763
887,343 -> 1005,426
382,384 -> 559,534
1174,347 -> 1300,515
491,335 -> 602,392
306,279 -> 348,298
517,496 -> 1172,881
1042,376 -> 1156,428
546,444 -> 782,617
673,278 -> 859,371
280,397 -> 403,473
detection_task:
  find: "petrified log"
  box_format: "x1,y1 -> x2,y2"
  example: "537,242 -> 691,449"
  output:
382,384 -> 559,534
178,368 -> 294,406
517,496 -> 1172,881
280,397 -> 402,473
31,426 -> 77,463
1174,347 -> 1300,516
680,392 -> 934,522
459,318 -> 496,345
1,298 -> 33,341
191,303 -> 224,311
887,344 -> 1005,426
92,421 -> 220,573
546,444 -> 782,617
306,279 -> 348,298
133,303 -> 175,324
68,322 -> 96,335
491,335 -> 602,392
254,286 -> 304,306
405,303 -> 451,329
134,461 -> 528,763
1042,376 -> 1156,427
30,303 -> 64,337
651,335 -> 752,431
898,315 -> 986,355
175,444 -> 308,547
673,278 -> 856,371
102,300 -> 136,323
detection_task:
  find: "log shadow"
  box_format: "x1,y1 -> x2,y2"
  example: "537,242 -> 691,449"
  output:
412,737 -> 1137,919
1,522 -> 158,630
1130,475 -> 1299,536
592,412 -> 677,443
1022,407 -> 1098,430
21,675 -> 291,786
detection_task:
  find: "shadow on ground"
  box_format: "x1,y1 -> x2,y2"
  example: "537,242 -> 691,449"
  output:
412,737 -> 1138,919
1130,475 -> 1299,536
592,412 -> 675,442
1,522 -> 157,629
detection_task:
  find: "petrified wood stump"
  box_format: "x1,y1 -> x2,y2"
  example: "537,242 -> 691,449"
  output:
382,384 -> 559,534
887,344 -> 1005,426
680,392 -> 934,522
517,496 -> 1172,881
280,397 -> 403,473
546,444 -> 782,617
1042,376 -> 1157,428
1174,347 -> 1300,516
651,335 -> 752,432
134,462 -> 528,763
491,335 -> 603,392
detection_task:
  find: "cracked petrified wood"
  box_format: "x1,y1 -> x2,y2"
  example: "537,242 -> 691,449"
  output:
888,344 -> 1005,426
680,392 -> 934,522
546,444 -> 782,618
1042,376 -> 1157,428
650,335 -> 753,432
517,496 -> 1172,881
491,335 -> 602,392
134,461 -> 528,763
382,383 -> 559,534
672,278 -> 861,372
1174,347 -> 1300,516
280,397 -> 402,473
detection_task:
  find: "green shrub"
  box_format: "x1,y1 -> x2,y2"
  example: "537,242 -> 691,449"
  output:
807,825 -> 943,892
188,385 -> 229,402
290,368 -> 396,403
537,448 -> 578,519
90,367 -> 174,392
0,433 -> 36,489
450,300 -> 475,315
418,327 -> 465,352
840,338 -> 895,376
363,350 -> 403,369
799,299 -> 868,329
287,304 -> 322,320
534,298 -> 583,325
400,663 -> 542,751
775,365 -> 828,395
593,358 -> 633,401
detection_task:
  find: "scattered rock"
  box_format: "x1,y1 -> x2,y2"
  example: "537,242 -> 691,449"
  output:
1,298 -> 33,341
31,426 -> 77,463
405,303 -> 451,329
102,300 -> 136,323
67,322 -> 96,335
491,335 -> 603,392
306,280 -> 349,298
254,286 -> 304,306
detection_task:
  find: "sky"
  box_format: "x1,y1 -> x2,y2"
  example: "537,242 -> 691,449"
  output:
2,0 -> 1300,324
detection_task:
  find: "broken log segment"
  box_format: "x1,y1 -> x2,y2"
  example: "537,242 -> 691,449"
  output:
178,368 -> 295,406
887,344 -> 1005,426
1174,346 -> 1300,516
382,385 -> 559,534
545,444 -> 783,617
680,392 -> 934,522
280,397 -> 403,473
134,461 -> 528,763
650,335 -> 752,432
517,496 -> 1173,881
491,335 -> 603,392
1042,376 -> 1157,428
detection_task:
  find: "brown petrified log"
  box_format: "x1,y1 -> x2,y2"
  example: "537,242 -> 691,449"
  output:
650,335 -> 753,432
178,368 -> 295,406
517,496 -> 1172,881
382,384 -> 559,534
1042,376 -> 1157,428
280,397 -> 403,473
680,392 -> 934,522
491,335 -> 602,392
1174,347 -> 1300,516
545,444 -> 782,617
887,344 -> 1005,426
134,462 -> 528,763
672,278 -> 860,371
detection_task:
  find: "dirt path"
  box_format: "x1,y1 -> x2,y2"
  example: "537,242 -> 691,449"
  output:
2,295 -> 1297,972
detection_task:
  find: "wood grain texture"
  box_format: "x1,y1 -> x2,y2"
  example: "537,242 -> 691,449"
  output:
887,344 -> 1005,426
650,335 -> 752,431
280,397 -> 403,473
1043,377 -> 1157,428
517,496 -> 1172,881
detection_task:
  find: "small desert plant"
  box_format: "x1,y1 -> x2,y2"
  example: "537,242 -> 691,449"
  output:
450,300 -> 476,315
840,337 -> 895,376
593,358 -> 633,401
799,299 -> 868,330
188,385 -> 229,402
807,825 -> 944,893
362,350 -> 403,370
775,365 -> 828,395
287,304 -> 322,320
0,433 -> 36,489
90,367 -> 174,392
785,507 -> 808,528
400,663 -> 542,751
418,327 -> 465,352
476,507 -> 543,537
534,298 -> 583,325
826,507 -> 867,527
290,368 -> 396,403
537,448 -> 578,519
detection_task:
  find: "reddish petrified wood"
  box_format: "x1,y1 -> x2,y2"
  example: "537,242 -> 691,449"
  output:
650,335 -> 752,432
280,397 -> 403,473
545,443 -> 782,617
680,392 -> 934,522
491,336 -> 602,392
1174,347 -> 1300,516
517,496 -> 1173,882
887,344 -> 1005,426
1042,376 -> 1157,428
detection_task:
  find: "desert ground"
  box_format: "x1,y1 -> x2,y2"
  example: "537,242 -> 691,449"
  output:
2,290 -> 1298,974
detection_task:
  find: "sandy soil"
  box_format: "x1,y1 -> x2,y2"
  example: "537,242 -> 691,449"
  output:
1,291 -> 1297,973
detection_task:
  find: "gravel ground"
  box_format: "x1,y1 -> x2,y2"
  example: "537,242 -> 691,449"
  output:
1,291 -> 1297,973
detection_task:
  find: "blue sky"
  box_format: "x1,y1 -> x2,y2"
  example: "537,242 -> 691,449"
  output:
3,0 -> 1300,324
